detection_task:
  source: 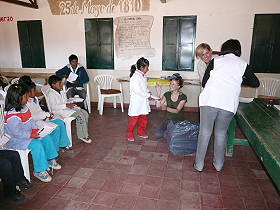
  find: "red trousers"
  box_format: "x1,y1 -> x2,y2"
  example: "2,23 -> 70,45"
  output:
127,115 -> 148,139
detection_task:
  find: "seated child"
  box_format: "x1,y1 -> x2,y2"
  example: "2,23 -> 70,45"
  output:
4,84 -> 62,182
45,75 -> 92,144
18,76 -> 71,151
0,150 -> 32,202
155,73 -> 187,139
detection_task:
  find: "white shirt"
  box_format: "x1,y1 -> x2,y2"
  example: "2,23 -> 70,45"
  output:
45,87 -> 76,118
128,71 -> 151,116
197,59 -> 207,83
199,54 -> 247,114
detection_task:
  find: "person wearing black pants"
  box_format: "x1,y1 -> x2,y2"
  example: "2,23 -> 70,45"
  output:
0,150 -> 31,202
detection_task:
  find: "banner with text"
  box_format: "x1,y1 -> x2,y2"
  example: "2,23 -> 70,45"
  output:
48,0 -> 150,16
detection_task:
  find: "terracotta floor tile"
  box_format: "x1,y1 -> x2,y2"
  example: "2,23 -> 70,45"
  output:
64,200 -> 89,210
200,182 -> 220,195
55,187 -> 80,200
92,192 -> 118,207
133,197 -> 157,210
66,177 -> 88,188
180,191 -> 201,209
73,188 -> 97,203
201,193 -> 223,208
139,184 -> 160,199
120,183 -> 141,195
40,197 -> 70,210
101,180 -> 123,193
222,196 -> 246,210
181,180 -> 200,192
157,200 -> 179,210
73,168 -> 95,178
51,174 -> 72,186
112,195 -> 136,210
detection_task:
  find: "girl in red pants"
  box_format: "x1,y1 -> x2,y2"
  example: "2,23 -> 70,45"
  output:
127,57 -> 150,141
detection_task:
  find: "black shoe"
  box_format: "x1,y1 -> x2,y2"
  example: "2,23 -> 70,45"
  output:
6,191 -> 25,202
17,178 -> 32,190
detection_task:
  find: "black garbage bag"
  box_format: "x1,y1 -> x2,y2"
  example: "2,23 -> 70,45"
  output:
164,120 -> 199,155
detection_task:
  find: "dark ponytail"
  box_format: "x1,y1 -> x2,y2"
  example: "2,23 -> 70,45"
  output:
130,64 -> 137,78
129,57 -> 150,78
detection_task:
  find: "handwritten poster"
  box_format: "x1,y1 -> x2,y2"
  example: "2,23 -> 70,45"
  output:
115,15 -> 155,59
48,0 -> 150,16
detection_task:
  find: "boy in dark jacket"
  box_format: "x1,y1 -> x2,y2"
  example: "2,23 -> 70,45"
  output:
56,54 -> 89,99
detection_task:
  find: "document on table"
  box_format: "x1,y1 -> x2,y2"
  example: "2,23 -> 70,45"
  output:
67,72 -> 78,83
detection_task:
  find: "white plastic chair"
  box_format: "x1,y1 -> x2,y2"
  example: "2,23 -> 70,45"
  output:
41,85 -> 75,147
255,78 -> 280,98
0,99 -> 31,182
94,75 -> 124,115
63,83 -> 91,114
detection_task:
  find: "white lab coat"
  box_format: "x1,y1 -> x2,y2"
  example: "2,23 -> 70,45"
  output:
26,97 -> 58,129
45,87 -> 76,118
128,71 -> 151,116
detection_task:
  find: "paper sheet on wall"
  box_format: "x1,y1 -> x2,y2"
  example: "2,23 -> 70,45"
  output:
115,15 -> 155,59
67,72 -> 78,83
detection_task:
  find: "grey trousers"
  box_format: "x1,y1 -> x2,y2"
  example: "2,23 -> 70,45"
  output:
71,109 -> 89,139
66,87 -> 87,99
194,106 -> 234,171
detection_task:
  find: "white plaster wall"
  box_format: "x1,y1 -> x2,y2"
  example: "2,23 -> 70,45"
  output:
0,0 -> 279,106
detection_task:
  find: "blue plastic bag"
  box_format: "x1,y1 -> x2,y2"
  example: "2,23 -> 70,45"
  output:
165,120 -> 199,155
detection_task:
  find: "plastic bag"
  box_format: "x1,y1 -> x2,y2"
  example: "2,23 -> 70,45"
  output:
164,120 -> 199,155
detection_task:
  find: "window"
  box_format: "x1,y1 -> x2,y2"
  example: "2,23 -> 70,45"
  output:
162,16 -> 197,71
17,20 -> 46,68
85,18 -> 114,69
250,14 -> 280,73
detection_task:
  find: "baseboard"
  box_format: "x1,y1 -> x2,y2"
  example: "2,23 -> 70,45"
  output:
91,102 -> 199,112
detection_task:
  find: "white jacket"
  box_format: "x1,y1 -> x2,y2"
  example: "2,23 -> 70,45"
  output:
128,71 -> 151,116
26,97 -> 58,129
199,54 -> 247,114
45,87 -> 76,118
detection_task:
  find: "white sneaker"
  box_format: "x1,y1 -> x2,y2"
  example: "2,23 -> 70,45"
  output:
34,171 -> 52,182
48,159 -> 61,170
80,137 -> 92,144
127,138 -> 135,142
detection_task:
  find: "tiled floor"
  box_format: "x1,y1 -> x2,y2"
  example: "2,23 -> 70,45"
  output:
0,108 -> 279,210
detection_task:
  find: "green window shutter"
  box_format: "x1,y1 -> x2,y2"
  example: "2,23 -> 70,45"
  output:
85,18 -> 114,69
17,20 -> 46,68
162,17 -> 178,70
162,16 -> 196,71
250,14 -> 280,73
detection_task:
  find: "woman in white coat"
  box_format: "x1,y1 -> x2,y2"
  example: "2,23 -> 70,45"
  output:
127,57 -> 150,141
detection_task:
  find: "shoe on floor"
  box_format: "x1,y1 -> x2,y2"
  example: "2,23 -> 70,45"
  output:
138,135 -> 149,139
5,190 -> 25,202
127,138 -> 135,142
17,178 -> 32,190
34,171 -> 52,182
48,159 -> 61,170
193,163 -> 203,172
80,137 -> 92,143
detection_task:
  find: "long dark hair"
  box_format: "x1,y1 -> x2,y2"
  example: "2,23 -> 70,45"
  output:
220,39 -> 241,57
130,57 -> 149,78
5,84 -> 29,112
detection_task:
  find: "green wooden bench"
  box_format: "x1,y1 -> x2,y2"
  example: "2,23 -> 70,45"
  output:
226,98 -> 280,191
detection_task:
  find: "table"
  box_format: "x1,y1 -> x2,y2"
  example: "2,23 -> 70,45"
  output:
227,98 -> 280,191
0,72 -> 52,80
117,77 -> 201,86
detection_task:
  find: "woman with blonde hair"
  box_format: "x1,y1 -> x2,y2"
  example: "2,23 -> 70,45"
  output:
196,43 -> 213,82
